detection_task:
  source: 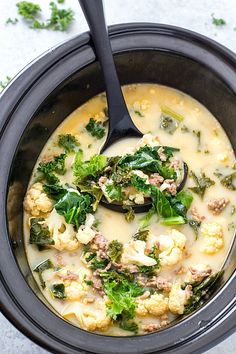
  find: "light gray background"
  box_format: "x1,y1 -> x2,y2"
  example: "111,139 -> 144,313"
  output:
0,0 -> 236,353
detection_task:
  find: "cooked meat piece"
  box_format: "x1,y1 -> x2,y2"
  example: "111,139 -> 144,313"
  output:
190,206 -> 205,222
207,198 -> 229,215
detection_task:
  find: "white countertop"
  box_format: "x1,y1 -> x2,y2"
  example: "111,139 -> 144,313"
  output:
0,0 -> 236,353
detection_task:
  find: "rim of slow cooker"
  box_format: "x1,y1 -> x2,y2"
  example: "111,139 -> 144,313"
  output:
0,23 -> 236,354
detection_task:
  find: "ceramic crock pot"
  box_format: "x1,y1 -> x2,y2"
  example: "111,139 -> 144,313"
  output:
0,23 -> 236,354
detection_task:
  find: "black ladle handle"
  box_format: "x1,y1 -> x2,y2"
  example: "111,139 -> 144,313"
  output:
79,0 -> 142,151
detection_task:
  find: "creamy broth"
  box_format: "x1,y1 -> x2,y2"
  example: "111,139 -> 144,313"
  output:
24,84 -> 236,336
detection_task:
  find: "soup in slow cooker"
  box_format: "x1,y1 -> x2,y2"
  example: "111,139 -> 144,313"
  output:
24,84 -> 236,335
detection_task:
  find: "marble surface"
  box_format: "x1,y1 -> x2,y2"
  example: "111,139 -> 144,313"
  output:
0,0 -> 236,353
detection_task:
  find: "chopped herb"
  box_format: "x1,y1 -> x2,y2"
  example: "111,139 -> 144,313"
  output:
51,283 -> 66,299
211,14 -> 226,26
85,118 -> 106,139
34,259 -> 54,288
6,18 -> 19,25
134,110 -> 144,117
58,134 -> 79,153
107,240 -> 123,262
17,1 -> 41,20
192,130 -> 201,151
0,76 -> 11,91
133,229 -> 149,242
181,125 -> 189,133
189,171 -> 215,198
183,270 -> 224,314
54,189 -> 93,229
29,218 -> 54,250
16,1 -> 74,31
46,1 -> 74,32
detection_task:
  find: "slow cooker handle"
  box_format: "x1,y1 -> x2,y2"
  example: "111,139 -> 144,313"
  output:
78,0 -> 142,151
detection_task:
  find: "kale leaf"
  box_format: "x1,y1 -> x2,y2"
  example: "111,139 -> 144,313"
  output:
85,118 -> 106,139
107,240 -> 123,262
51,283 -> 66,299
54,189 -> 93,229
183,270 -> 224,315
73,150 -> 107,183
29,218 -> 54,250
133,229 -> 149,241
37,153 -> 66,184
58,134 -> 79,153
34,259 -> 54,288
189,171 -> 215,198
100,271 -> 144,332
43,183 -> 67,201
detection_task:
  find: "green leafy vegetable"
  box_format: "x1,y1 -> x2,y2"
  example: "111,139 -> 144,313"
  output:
215,171 -> 236,191
73,150 -> 107,183
29,218 -> 54,250
100,271 -> 144,332
58,134 -> 79,153
16,1 -> 74,31
161,106 -> 184,122
162,216 -> 185,225
134,110 -> 144,117
188,219 -> 201,239
17,1 -> 41,20
54,189 -> 93,229
43,183 -> 67,201
170,190 -> 193,217
151,186 -> 175,218
138,245 -> 160,274
46,1 -> 74,31
51,283 -> 66,299
189,171 -> 215,198
119,316 -> 138,333
78,182 -> 103,211
6,18 -> 18,24
37,153 -> 66,184
108,240 -> 124,262
34,259 -> 54,288
85,118 -> 106,139
123,205 -> 135,222
160,115 -> 179,135
105,183 -> 123,202
192,130 -> 201,150
211,14 -> 226,26
0,76 -> 11,91
89,257 -> 109,270
133,229 -> 149,241
139,207 -> 155,228
183,270 -> 224,314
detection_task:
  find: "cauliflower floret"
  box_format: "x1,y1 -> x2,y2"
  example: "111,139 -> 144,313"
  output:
157,229 -> 186,267
129,192 -> 145,205
46,209 -> 79,251
136,293 -> 169,317
56,268 -> 91,300
62,299 -> 111,331
200,222 -> 224,254
169,282 -> 191,315
121,240 -> 157,267
76,214 -> 96,244
24,182 -> 53,216
136,134 -> 160,148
